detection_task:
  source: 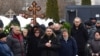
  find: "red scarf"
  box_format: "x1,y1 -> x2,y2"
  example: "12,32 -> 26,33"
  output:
13,33 -> 23,41
13,33 -> 24,56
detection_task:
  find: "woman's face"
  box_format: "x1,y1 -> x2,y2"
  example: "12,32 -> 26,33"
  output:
45,28 -> 53,36
22,29 -> 28,37
34,30 -> 40,37
95,32 -> 100,40
63,32 -> 69,38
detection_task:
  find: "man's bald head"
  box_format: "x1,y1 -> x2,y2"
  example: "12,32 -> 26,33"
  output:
73,17 -> 82,27
74,17 -> 81,22
53,23 -> 61,30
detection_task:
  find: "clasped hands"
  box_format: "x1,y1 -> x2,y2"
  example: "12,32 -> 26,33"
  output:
45,40 -> 52,47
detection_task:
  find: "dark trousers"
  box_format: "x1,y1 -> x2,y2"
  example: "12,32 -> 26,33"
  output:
78,51 -> 85,56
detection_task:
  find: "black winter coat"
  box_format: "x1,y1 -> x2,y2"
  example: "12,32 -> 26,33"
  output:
71,23 -> 89,51
7,34 -> 25,56
27,36 -> 41,56
53,30 -> 62,40
38,35 -> 60,56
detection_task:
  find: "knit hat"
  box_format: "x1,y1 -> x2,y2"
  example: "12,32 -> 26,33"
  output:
85,21 -> 92,26
90,18 -> 97,20
0,32 -> 6,39
48,22 -> 54,26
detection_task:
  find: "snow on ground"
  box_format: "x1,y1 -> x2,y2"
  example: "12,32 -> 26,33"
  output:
17,16 -> 31,28
0,16 -> 11,27
0,15 -> 53,28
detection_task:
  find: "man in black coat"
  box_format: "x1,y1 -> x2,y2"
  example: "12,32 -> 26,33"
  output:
38,28 -> 60,56
53,23 -> 62,40
71,17 -> 89,56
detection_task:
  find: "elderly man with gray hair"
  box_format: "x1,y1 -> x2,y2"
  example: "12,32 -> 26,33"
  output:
7,26 -> 25,56
71,17 -> 89,56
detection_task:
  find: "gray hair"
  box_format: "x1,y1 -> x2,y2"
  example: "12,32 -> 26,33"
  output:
61,28 -> 68,33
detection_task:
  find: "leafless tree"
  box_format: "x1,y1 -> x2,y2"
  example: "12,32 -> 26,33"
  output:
0,0 -> 24,15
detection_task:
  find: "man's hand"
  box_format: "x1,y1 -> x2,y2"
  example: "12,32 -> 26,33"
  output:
92,53 -> 99,56
45,42 -> 51,47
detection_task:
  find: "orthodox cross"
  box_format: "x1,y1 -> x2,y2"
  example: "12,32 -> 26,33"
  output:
28,1 -> 41,21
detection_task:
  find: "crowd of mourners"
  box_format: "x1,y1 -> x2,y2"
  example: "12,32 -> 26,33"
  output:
0,16 -> 100,56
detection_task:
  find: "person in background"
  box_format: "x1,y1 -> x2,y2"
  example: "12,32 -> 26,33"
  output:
27,19 -> 40,36
71,17 -> 89,56
4,16 -> 20,35
95,20 -> 100,31
29,25 -> 44,36
53,23 -> 62,40
89,18 -> 97,26
27,28 -> 42,56
59,21 -> 65,28
0,19 -> 4,33
85,21 -> 96,40
88,31 -> 100,56
0,32 -> 13,56
7,26 -> 25,56
48,22 -> 54,29
27,19 -> 44,36
40,24 -> 46,32
22,28 -> 29,55
59,29 -> 77,56
38,28 -> 60,56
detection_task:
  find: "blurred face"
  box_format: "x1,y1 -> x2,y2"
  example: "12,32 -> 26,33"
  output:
49,25 -> 54,29
63,31 -> 69,38
0,37 -> 7,42
22,29 -> 28,37
13,26 -> 21,35
91,19 -> 96,23
53,24 -> 61,30
95,32 -> 100,40
96,23 -> 100,27
46,28 -> 53,36
31,19 -> 36,24
74,18 -> 81,27
34,30 -> 40,37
